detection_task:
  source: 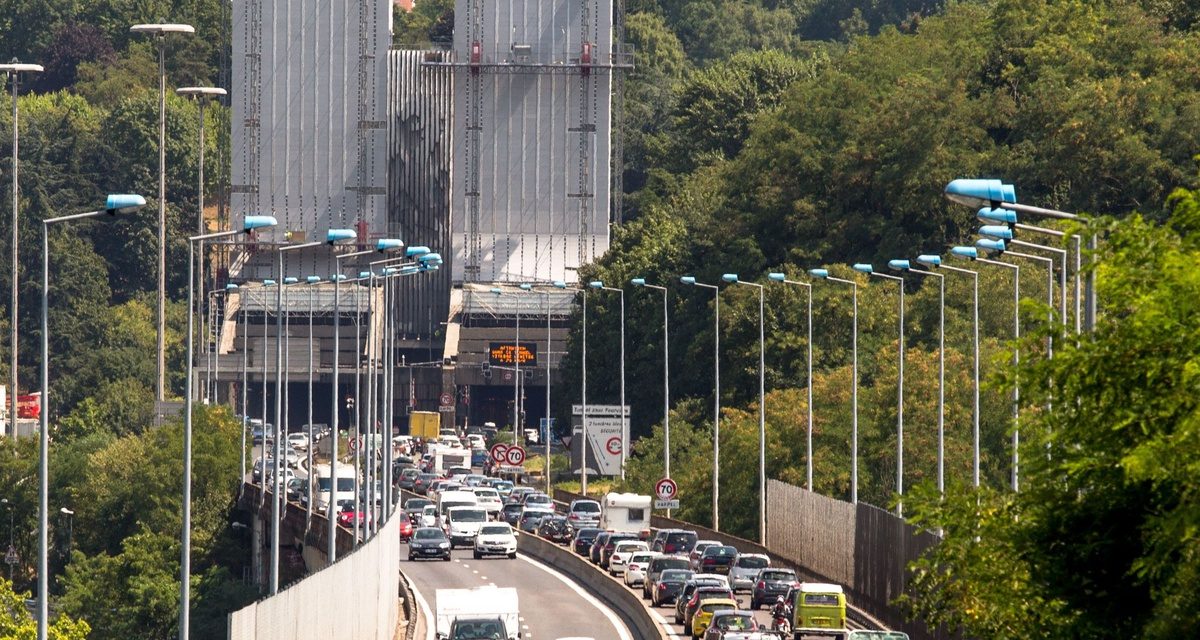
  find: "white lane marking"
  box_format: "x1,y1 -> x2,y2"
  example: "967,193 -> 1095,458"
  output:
517,554 -> 634,640
409,576 -> 436,640
480,576 -> 488,580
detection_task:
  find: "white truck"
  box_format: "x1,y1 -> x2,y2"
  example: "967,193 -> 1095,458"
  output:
435,586 -> 521,640
434,448 -> 471,475
600,492 -> 652,533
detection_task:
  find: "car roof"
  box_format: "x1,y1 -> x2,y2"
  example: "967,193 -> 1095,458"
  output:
799,582 -> 844,593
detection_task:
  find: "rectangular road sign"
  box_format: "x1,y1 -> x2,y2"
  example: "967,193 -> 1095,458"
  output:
497,465 -> 525,474
654,499 -> 680,510
438,405 -> 454,412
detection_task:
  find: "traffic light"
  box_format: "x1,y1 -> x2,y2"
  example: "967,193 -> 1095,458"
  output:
481,362 -> 491,380
345,396 -> 355,411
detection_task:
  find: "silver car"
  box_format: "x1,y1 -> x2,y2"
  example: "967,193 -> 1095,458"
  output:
729,553 -> 770,592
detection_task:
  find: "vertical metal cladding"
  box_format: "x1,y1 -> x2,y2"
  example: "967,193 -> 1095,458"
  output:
232,0 -> 390,279
387,49 -> 454,338
450,0 -> 614,284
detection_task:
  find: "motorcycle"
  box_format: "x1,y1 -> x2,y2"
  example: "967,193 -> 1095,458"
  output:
770,607 -> 791,634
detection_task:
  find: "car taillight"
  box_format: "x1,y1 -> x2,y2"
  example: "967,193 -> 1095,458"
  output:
658,583 -> 667,591
757,581 -> 766,590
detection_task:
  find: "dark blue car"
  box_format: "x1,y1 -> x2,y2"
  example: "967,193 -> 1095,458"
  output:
471,448 -> 488,467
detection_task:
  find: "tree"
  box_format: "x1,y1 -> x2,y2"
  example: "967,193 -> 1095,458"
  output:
0,575 -> 90,640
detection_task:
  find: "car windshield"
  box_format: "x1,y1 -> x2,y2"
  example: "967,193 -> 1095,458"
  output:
317,477 -> 355,491
736,556 -> 769,569
762,570 -> 795,581
452,620 -> 505,640
451,509 -> 487,522
479,525 -> 511,535
414,529 -> 445,540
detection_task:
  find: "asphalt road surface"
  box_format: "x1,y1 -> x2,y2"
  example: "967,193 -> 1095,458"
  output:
402,545 -> 632,640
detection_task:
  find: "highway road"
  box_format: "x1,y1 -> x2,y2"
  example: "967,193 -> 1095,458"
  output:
403,545 -> 632,640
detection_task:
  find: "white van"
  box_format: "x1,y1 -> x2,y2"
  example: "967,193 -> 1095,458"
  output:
444,506 -> 489,548
436,490 -> 480,524
312,463 -> 357,515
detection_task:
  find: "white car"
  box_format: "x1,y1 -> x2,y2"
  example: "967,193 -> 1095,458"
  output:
473,522 -> 517,559
287,432 -> 310,450
420,505 -> 438,528
729,553 -> 770,592
624,551 -> 661,587
466,434 -> 486,449
473,488 -> 504,516
608,540 -> 650,577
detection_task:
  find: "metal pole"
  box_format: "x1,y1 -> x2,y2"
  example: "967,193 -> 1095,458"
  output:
826,276 -> 858,503
756,285 -> 765,544
1086,234 -> 1097,330
181,240 -> 196,633
662,287 -> 670,483
1073,235 -> 1082,334
156,36 -> 167,403
8,68 -> 24,439
260,289 -> 268,508
353,282 -> 362,543
581,288 -> 588,496
545,291 -> 552,495
712,286 -> 720,529
306,282 -> 314,530
364,275 -> 376,524
514,295 -> 520,444
805,284 -> 812,491
937,275 -> 944,493
942,265 -> 979,487
328,273 -> 340,562
240,303 -> 247,492
270,253 -> 284,593
38,222 -> 48,640
619,290 -> 626,480
196,100 -> 206,403
979,259 -> 1020,490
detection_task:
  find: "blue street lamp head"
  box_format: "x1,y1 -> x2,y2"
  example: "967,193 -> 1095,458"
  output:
767,272 -> 785,282
951,246 -> 978,260
851,264 -> 872,274
405,245 -> 431,257
680,276 -> 697,285
225,283 -> 239,291
519,283 -> 533,291
631,278 -> 646,286
242,215 -> 277,231
944,179 -> 1017,209
417,252 -> 442,265
976,238 -> 1007,253
588,280 -> 603,289
382,267 -> 400,276
400,266 -> 420,276
490,287 -> 503,295
888,260 -> 911,271
284,277 -> 298,285
105,194 -> 147,215
977,207 -> 1017,224
358,271 -> 371,279
375,238 -> 404,252
262,279 -> 276,286
721,273 -> 739,283
325,228 -> 357,244
916,254 -> 942,268
306,276 -> 321,284
553,280 -> 567,289
979,224 -> 1014,240
329,274 -> 347,282
808,269 -> 829,279
419,264 -> 439,272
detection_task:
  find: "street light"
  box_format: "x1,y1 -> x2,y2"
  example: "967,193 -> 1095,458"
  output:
630,278 -> 670,494
271,229 -> 356,593
522,283 -> 557,495
303,276 -> 321,530
130,22 -> 195,405
490,287 -> 524,446
809,268 -> 859,504
588,281 -> 626,479
184,216 -> 275,630
680,276 -> 719,527
57,508 -> 72,559
1,61 -> 42,439
918,255 -> 982,487
852,263 -> 905,514
766,273 -> 813,491
721,274 -> 766,543
40,194 -> 146,640
950,245 -> 1021,490
888,258 -> 945,495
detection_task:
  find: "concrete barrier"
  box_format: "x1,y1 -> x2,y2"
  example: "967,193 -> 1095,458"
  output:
516,533 -> 666,639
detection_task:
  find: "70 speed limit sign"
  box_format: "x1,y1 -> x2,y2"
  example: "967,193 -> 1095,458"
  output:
505,445 -> 527,466
654,477 -> 678,500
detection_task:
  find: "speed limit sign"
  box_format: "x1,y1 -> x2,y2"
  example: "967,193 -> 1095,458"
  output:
505,446 -> 527,466
489,443 -> 510,463
654,477 -> 678,501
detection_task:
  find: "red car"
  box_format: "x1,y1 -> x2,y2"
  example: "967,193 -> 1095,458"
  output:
336,505 -> 371,528
399,513 -> 414,541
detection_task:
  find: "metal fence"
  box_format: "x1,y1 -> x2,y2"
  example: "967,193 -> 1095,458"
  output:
227,511 -> 401,640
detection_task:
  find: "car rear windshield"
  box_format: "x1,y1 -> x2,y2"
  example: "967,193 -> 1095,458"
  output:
474,489 -> 499,498
667,532 -> 697,545
804,594 -> 840,606
735,556 -> 769,569
661,569 -> 694,582
576,529 -> 601,540
573,502 -> 601,513
652,557 -> 691,572
706,546 -> 737,557
700,602 -> 729,613
451,509 -> 487,522
479,525 -> 510,535
761,570 -> 795,581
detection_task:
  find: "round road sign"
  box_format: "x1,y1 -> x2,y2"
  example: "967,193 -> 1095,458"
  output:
490,443 -> 510,463
654,477 -> 678,501
439,392 -> 453,406
348,437 -> 358,452
505,446 -> 527,466
605,436 -> 622,456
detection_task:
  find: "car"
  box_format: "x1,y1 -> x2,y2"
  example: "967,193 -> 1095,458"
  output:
750,568 -> 799,609
472,487 -> 504,515
404,497 -> 433,520
650,568 -> 694,606
608,540 -> 650,576
520,492 -> 553,508
571,527 -> 602,556
473,522 -> 518,559
445,506 -> 489,548
398,468 -> 421,491
491,480 -> 514,499
701,610 -> 760,640
446,466 -> 472,480
464,474 -> 488,487
600,531 -> 642,569
566,499 -> 602,530
506,487 -> 535,505
536,515 -> 572,544
676,580 -> 734,625
589,531 -> 612,564
501,502 -> 525,526
518,507 -> 555,533
285,477 -> 307,503
643,554 -> 691,599
691,598 -> 739,639
287,432 -> 310,450
408,527 -> 451,561
696,545 -> 738,575
420,505 -> 439,527
689,540 -> 723,570
653,528 -> 699,555
413,472 -> 439,495
399,512 -> 415,541
790,582 -> 847,632
336,503 -> 370,529
729,554 -> 770,593
623,550 -> 661,587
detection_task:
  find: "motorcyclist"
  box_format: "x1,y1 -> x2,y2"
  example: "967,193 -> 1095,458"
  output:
771,596 -> 791,630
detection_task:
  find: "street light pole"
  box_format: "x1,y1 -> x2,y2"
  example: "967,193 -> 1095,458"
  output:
767,274 -> 813,491
721,275 -> 766,543
1,61 -> 42,439
889,259 -> 945,494
927,259 -> 981,487
589,282 -> 626,479
631,278 -> 670,490
131,22 -> 195,404
810,269 -> 859,503
40,195 -> 147,640
852,264 -> 905,513
305,276 -> 320,530
680,276 -> 719,528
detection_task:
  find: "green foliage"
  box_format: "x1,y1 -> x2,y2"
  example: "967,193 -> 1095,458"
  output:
0,576 -> 90,640
393,0 -> 454,47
